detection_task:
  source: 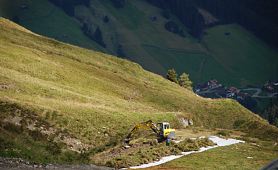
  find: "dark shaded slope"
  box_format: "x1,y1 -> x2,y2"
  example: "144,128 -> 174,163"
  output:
147,0 -> 278,46
48,0 -> 90,16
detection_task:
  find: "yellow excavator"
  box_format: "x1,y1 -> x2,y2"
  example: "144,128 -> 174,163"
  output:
125,120 -> 175,143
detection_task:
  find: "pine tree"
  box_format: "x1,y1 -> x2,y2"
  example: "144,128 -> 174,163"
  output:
179,73 -> 192,90
167,68 -> 178,83
93,27 -> 106,48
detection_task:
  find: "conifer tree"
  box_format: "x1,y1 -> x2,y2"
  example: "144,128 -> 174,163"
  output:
167,68 -> 178,83
179,73 -> 192,90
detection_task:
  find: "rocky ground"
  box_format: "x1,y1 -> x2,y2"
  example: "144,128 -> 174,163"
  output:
0,157 -> 113,170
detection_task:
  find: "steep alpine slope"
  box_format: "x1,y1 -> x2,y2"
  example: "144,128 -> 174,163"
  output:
0,18 -> 277,164
2,0 -> 277,87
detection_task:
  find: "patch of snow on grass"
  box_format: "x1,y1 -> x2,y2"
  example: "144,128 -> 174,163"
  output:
129,136 -> 244,169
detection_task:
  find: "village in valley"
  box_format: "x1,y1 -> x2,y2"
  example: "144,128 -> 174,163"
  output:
194,79 -> 278,110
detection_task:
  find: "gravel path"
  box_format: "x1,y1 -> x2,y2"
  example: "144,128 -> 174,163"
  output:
0,158 -> 114,170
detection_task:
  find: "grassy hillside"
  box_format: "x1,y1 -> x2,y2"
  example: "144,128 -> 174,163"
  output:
12,0 -> 104,52
4,0 -> 277,87
202,24 -> 278,85
0,18 -> 277,164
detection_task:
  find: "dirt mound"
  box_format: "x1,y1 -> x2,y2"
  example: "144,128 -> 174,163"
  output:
92,137 -> 215,168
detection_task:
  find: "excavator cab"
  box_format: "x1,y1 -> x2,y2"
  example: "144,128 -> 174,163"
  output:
157,122 -> 175,139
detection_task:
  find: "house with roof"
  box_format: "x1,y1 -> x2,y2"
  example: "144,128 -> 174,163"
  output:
263,81 -> 278,93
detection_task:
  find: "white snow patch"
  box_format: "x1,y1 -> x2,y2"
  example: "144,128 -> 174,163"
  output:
129,136 -> 244,169
209,136 -> 244,146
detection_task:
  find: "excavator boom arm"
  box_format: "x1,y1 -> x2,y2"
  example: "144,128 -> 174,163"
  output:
126,120 -> 159,140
